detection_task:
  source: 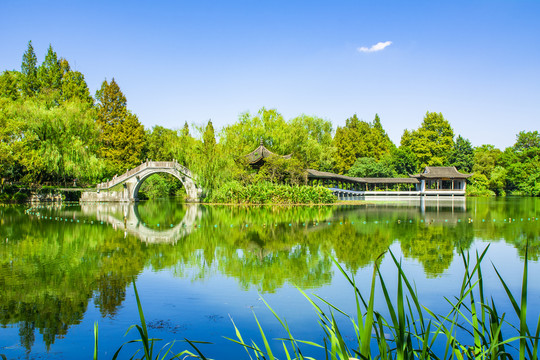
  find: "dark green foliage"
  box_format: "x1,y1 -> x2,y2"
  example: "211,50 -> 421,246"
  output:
450,135 -> 474,173
38,45 -> 62,91
401,112 -> 455,170
334,114 -> 394,174
61,71 -> 93,104
0,71 -> 19,100
96,79 -> 145,174
391,146 -> 419,176
256,156 -> 306,185
13,192 -> 29,203
2,41 -> 540,199
139,173 -> 184,200
209,181 -> 336,204
348,157 -> 396,178
21,41 -> 39,96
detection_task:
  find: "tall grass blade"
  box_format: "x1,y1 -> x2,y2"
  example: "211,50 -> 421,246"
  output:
519,245 -> 528,360
183,338 -> 211,360
132,281 -> 152,360
253,311 -> 275,360
94,321 -> 99,360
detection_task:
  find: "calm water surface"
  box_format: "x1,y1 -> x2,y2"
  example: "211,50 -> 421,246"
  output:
1,197 -> 539,359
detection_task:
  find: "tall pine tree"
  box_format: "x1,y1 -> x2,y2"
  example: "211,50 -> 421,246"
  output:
21,40 -> 39,96
38,44 -> 62,91
95,78 -> 145,173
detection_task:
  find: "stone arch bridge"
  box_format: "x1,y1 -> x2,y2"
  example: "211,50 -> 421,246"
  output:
81,161 -> 202,203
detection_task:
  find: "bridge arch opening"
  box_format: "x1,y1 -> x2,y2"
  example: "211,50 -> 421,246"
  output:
132,169 -> 191,202
135,172 -> 185,200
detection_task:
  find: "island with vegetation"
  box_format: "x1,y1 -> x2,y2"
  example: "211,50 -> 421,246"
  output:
1,41 -> 539,204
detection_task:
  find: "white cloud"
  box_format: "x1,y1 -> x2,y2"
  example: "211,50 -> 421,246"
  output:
357,41 -> 392,53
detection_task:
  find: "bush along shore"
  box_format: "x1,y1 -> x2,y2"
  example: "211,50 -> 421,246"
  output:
90,245 -> 539,360
0,184 -> 81,203
207,182 -> 336,204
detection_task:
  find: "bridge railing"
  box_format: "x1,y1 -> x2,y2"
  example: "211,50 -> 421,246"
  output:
96,160 -> 193,190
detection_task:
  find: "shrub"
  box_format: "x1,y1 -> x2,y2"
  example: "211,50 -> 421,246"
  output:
208,181 -> 336,204
13,192 -> 29,203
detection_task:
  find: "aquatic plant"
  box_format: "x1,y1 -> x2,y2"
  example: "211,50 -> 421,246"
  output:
227,246 -> 539,360
96,246 -> 539,359
208,181 -> 336,204
93,281 -> 210,360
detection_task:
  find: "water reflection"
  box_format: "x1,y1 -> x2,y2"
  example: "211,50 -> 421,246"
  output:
80,203 -> 202,243
0,198 -> 539,354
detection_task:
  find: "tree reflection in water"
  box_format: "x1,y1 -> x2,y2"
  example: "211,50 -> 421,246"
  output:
0,197 -> 538,351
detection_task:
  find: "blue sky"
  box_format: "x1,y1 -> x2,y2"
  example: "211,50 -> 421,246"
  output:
1,0 -> 539,149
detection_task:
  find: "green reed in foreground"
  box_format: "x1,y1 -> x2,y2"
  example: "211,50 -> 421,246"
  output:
94,246 -> 539,359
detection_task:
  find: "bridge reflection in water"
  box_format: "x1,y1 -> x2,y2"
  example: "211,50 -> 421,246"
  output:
80,203 -> 202,244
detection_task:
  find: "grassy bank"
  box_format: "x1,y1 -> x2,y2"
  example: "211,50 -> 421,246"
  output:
90,245 -> 538,360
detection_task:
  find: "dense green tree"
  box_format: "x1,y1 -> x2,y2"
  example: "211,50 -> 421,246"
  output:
146,125 -> 177,161
348,157 -> 396,178
334,114 -> 392,174
2,96 -> 102,183
332,126 -> 356,174
59,58 -> 70,75
37,45 -> 62,91
287,114 -> 334,169
181,121 -> 190,137
499,131 -> 540,196
21,41 -> 39,96
95,78 -> 144,174
401,112 -> 455,170
220,108 -> 334,175
449,135 -> 474,173
0,71 -> 20,100
193,119 -> 232,197
203,119 -> 216,158
390,146 -> 419,176
370,113 -> 394,158
221,108 -> 288,157
472,145 -> 501,178
513,130 -> 540,152
489,166 -> 507,195
61,71 -> 92,104
256,156 -> 306,185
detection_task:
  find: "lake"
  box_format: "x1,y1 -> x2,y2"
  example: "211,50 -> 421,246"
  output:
1,197 -> 539,359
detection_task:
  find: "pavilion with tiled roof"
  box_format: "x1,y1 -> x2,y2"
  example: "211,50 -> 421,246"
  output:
410,166 -> 472,192
245,140 -> 292,169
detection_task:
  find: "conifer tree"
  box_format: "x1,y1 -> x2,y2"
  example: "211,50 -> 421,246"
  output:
95,78 -> 145,173
449,135 -> 474,173
203,120 -> 216,159
38,45 -> 62,90
61,71 -> 93,104
333,126 -> 356,174
21,40 -> 39,96
181,121 -> 190,137
59,58 -> 71,75
0,71 -> 19,100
